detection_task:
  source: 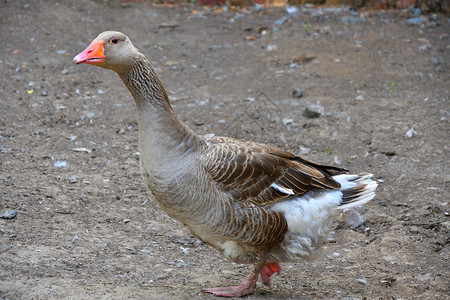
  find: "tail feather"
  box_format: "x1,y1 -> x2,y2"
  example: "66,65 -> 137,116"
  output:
334,173 -> 378,210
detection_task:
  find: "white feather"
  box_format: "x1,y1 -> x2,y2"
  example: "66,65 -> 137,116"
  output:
269,173 -> 377,261
271,183 -> 295,195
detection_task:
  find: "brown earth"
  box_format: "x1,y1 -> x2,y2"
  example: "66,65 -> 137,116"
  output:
0,1 -> 449,299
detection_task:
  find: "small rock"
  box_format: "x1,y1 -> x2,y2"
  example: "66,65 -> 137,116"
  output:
158,21 -> 179,28
273,16 -> 288,26
180,246 -> 189,255
234,13 -> 245,20
356,277 -> 368,285
430,57 -> 442,65
303,106 -> 320,118
71,147 -> 91,153
406,17 -> 425,26
405,127 -> 418,138
145,11 -> 159,17
418,44 -> 428,51
0,209 -> 17,220
69,175 -> 78,183
413,7 -> 422,17
282,118 -> 294,126
419,274 -> 433,282
298,146 -> 311,154
267,44 -> 277,51
86,112 -> 95,119
40,91 -> 48,97
341,16 -> 364,23
292,88 -> 303,98
355,95 -> 365,101
61,68 -> 69,75
285,5 -> 298,15
176,260 -> 195,267
309,8 -> 324,18
378,200 -> 387,207
54,161 -> 67,168
440,220 -> 450,231
380,277 -> 397,286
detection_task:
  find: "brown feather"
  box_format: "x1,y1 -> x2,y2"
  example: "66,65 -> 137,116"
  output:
202,135 -> 345,207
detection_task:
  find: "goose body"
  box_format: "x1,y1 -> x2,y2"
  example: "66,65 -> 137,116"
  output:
73,31 -> 377,297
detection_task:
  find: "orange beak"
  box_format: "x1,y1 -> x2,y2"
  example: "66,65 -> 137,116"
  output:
73,40 -> 105,64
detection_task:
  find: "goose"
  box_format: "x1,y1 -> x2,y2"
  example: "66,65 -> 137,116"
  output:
73,31 -> 378,297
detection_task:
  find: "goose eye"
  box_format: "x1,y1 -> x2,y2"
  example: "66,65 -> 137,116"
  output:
110,38 -> 119,44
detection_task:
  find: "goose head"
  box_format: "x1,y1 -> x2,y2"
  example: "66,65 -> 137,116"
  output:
73,31 -> 139,72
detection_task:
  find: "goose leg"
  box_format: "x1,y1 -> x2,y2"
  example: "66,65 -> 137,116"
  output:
203,258 -> 267,297
202,272 -> 258,297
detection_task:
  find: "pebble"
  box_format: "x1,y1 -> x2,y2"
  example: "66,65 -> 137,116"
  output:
273,16 -> 288,26
267,44 -> 277,51
378,200 -> 387,207
405,127 -> 417,138
145,11 -> 159,17
430,57 -> 442,65
61,68 -> 69,75
86,112 -> 95,119
298,146 -> 311,154
406,17 -> 425,26
292,88 -> 303,98
71,147 -> 91,153
69,175 -> 78,183
355,95 -> 365,101
234,13 -> 245,20
0,209 -> 17,220
309,8 -> 324,18
413,8 -> 422,17
418,44 -> 428,51
323,7 -> 346,14
285,5 -> 298,15
341,16 -> 364,23
356,277 -> 368,285
282,118 -> 294,126
40,91 -> 48,97
54,160 -> 67,168
303,106 -> 320,118
441,221 -> 450,232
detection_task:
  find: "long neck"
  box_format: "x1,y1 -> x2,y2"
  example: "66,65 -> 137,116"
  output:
117,54 -> 203,175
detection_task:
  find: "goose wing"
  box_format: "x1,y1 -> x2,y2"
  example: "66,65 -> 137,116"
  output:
202,136 -> 346,206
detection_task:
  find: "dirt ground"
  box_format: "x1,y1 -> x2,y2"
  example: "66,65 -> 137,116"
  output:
1,0 -> 449,299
